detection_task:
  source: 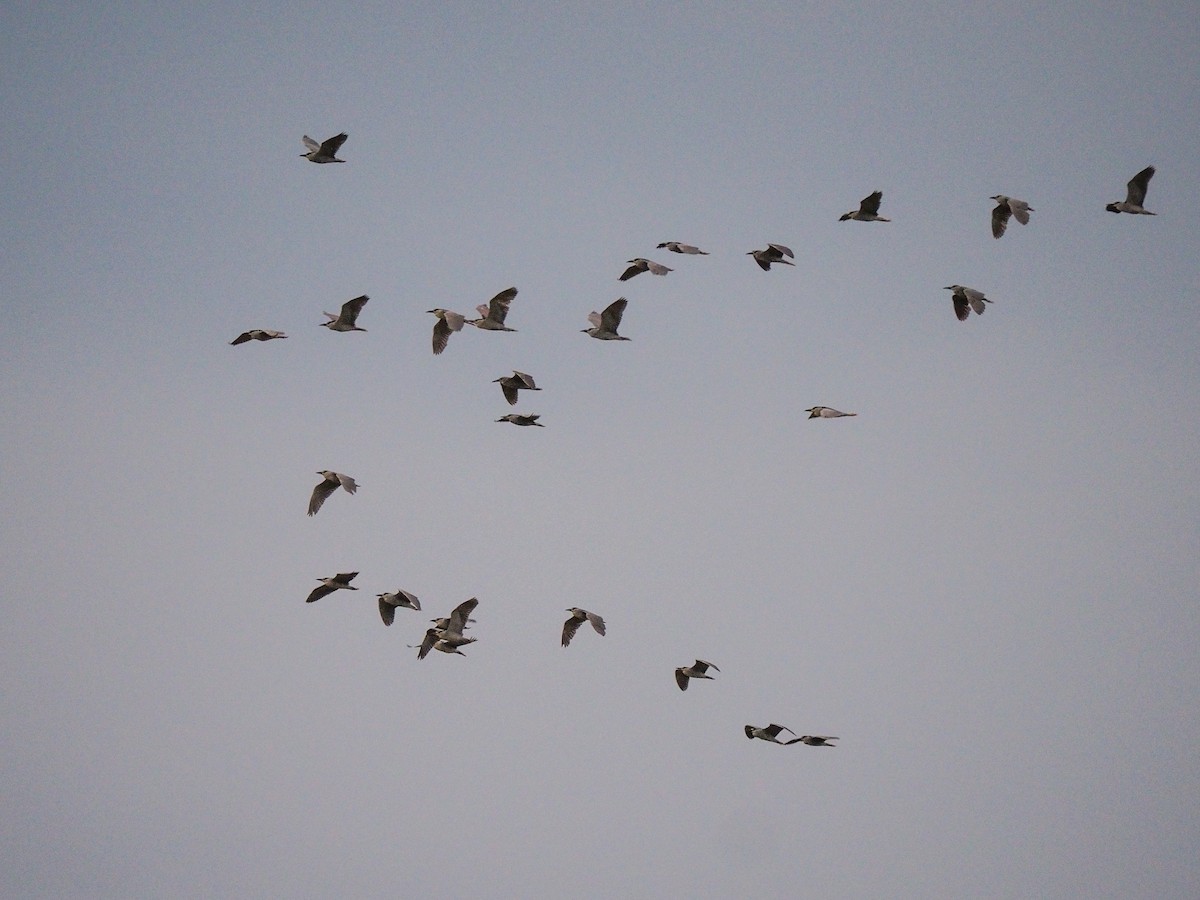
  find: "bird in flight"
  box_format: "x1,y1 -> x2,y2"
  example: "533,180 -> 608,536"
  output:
427,308 -> 466,355
990,195 -> 1034,238
806,407 -> 857,419
230,329 -> 287,345
675,659 -> 719,691
747,243 -> 795,271
494,371 -> 540,406
496,413 -> 543,427
377,589 -> 421,626
562,608 -> 606,647
469,287 -> 519,331
619,258 -> 673,281
301,132 -> 348,163
656,242 -> 708,255
944,284 -> 992,321
320,295 -> 369,332
794,735 -> 839,747
582,297 -> 631,341
308,470 -> 358,516
839,191 -> 890,222
1106,166 -> 1156,215
745,724 -> 804,744
306,572 -> 359,603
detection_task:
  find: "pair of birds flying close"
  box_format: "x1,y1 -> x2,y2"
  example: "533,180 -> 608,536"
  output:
427,287 -> 517,354
744,725 -> 838,746
416,598 -> 479,658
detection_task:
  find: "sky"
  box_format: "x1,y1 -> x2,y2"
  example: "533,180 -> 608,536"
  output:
2,1 -> 1199,897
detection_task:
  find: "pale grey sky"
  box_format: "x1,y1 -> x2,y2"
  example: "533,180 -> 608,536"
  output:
3,2 -> 1198,898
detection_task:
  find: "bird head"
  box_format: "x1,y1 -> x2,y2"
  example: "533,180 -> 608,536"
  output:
1105,203 -> 1120,213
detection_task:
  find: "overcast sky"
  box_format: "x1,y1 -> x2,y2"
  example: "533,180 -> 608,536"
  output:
3,2 -> 1198,897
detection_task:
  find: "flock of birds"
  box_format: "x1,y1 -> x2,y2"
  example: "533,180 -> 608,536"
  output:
230,133 -> 1161,749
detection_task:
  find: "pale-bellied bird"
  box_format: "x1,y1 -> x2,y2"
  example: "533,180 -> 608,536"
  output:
417,598 -> 478,659
377,589 -> 421,626
468,287 -> 518,331
428,309 -> 466,355
308,470 -> 358,516
619,258 -> 673,281
944,284 -> 992,321
321,295 -> 369,332
839,191 -> 890,222
562,608 -> 606,647
582,297 -> 630,340
747,243 -> 795,270
301,132 -> 348,164
496,413 -> 543,427
744,724 -> 803,744
494,370 -> 540,405
990,195 -> 1034,238
230,329 -> 287,345
1106,166 -> 1156,215
306,572 -> 358,603
656,242 -> 708,255
675,659 -> 719,691
806,407 -> 857,418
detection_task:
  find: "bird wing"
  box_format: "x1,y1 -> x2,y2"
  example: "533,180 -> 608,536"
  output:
952,292 -> 970,321
306,583 -> 335,603
1010,199 -> 1032,225
991,202 -> 1011,238
675,669 -> 689,691
397,589 -> 420,610
308,478 -> 338,516
230,332 -> 253,345
586,610 -> 606,635
619,263 -> 642,281
417,629 -> 439,659
513,371 -> 537,389
1127,166 -> 1154,205
335,473 -> 357,494
964,289 -> 988,315
768,243 -> 794,259
694,659 -> 718,673
302,135 -> 320,152
448,597 -> 479,634
334,572 -> 358,585
339,295 -> 369,326
432,317 -> 451,354
562,615 -> 582,647
586,310 -> 602,328
645,260 -> 672,275
601,298 -> 627,330
753,254 -> 771,271
444,310 -> 465,331
378,595 -> 396,626
767,724 -> 795,737
860,191 -> 883,216
500,380 -> 519,405
487,287 -> 517,324
319,132 -> 348,156
678,243 -> 707,254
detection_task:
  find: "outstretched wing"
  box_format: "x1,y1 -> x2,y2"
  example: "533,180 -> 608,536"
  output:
860,191 -> 883,216
487,287 -> 517,324
339,295 -> 369,326
562,615 -> 583,647
991,202 -> 1011,239
1127,166 -> 1155,206
319,132 -> 348,156
302,135 -> 320,152
600,298 -> 627,331
308,479 -> 337,516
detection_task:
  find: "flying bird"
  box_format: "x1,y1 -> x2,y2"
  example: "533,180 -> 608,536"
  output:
377,589 -> 421,626
806,407 -> 857,418
308,470 -> 358,516
944,284 -> 992,321
747,243 -> 795,271
675,659 -> 719,691
744,724 -> 802,744
427,308 -> 466,355
306,572 -> 358,603
494,370 -> 540,405
468,287 -> 518,331
839,191 -> 890,222
582,297 -> 630,341
301,132 -> 348,164
1106,166 -> 1156,215
562,608 -> 606,647
230,329 -> 287,345
496,413 -> 543,427
990,195 -> 1034,238
795,735 -> 839,747
619,258 -> 673,281
656,242 -> 708,255
321,295 -> 369,332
